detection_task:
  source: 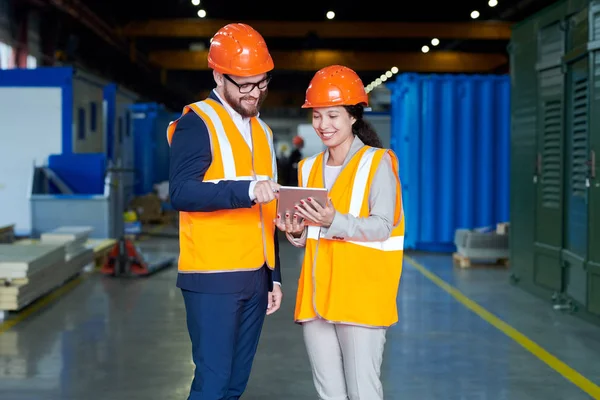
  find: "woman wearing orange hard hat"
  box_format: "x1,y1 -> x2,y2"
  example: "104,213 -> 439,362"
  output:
275,65 -> 405,400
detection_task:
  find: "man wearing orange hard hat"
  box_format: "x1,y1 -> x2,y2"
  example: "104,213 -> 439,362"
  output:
167,23 -> 282,399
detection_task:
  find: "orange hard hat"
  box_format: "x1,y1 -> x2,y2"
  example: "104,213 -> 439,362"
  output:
302,65 -> 368,108
207,23 -> 274,76
292,135 -> 304,146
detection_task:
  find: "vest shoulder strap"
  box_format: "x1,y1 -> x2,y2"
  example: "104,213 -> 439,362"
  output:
299,153 -> 322,187
166,104 -> 196,146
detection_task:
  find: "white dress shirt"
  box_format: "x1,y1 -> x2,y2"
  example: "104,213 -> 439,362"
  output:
212,90 -> 259,199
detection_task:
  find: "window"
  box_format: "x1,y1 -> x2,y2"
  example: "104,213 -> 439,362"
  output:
125,111 -> 131,137
90,102 -> 97,132
118,116 -> 123,144
0,41 -> 14,69
78,107 -> 86,139
26,54 -> 36,69
0,40 -> 38,69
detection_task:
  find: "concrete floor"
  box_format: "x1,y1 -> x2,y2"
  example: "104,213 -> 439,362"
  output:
1,233 -> 600,400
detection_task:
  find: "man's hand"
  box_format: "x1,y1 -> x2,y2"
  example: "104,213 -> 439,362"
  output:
267,284 -> 283,315
254,180 -> 280,204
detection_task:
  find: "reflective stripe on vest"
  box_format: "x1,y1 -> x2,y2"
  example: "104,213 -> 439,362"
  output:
191,101 -> 237,179
294,145 -> 405,327
303,147 -> 404,252
306,226 -> 405,251
166,99 -> 277,273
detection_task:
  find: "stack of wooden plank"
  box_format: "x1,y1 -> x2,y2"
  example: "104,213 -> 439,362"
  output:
40,226 -> 93,259
0,226 -> 94,312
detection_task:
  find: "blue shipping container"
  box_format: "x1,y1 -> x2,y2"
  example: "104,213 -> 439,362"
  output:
388,73 -> 510,252
130,103 -> 174,195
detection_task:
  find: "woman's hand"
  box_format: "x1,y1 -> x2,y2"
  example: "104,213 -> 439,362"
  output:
295,197 -> 336,228
274,212 -> 306,237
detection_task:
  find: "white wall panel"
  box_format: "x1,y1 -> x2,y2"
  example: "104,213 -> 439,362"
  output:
0,87 -> 62,234
297,123 -> 326,158
364,114 -> 391,149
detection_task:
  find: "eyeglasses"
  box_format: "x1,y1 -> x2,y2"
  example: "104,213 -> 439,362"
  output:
224,73 -> 271,94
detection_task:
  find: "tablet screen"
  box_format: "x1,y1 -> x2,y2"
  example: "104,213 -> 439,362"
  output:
276,186 -> 328,219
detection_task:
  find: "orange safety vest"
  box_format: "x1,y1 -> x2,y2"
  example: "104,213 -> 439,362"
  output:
294,146 -> 405,327
166,98 -> 278,273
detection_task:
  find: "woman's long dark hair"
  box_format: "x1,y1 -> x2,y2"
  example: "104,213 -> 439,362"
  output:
344,105 -> 383,148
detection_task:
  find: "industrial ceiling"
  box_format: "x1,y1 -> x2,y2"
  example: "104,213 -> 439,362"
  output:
25,0 -> 558,110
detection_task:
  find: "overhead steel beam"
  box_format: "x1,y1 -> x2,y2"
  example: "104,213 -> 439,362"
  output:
121,19 -> 512,40
42,0 -> 197,108
45,0 -> 154,72
149,49 -> 508,73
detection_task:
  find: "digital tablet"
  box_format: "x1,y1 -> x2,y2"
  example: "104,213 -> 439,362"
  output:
276,186 -> 328,219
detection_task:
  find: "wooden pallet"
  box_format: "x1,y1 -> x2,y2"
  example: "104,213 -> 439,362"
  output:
88,239 -> 116,268
452,252 -> 509,269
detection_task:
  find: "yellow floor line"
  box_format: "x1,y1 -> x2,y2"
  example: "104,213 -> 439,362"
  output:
405,255 -> 600,400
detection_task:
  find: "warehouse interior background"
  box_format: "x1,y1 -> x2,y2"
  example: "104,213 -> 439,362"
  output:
2,0 -> 600,399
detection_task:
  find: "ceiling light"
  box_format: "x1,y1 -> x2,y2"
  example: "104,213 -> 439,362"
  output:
326,11 -> 335,19
197,9 -> 206,18
421,45 -> 430,53
431,38 -> 440,46
471,10 -> 480,19
191,0 -> 200,5
385,71 -> 392,78
375,78 -> 382,85
391,66 -> 398,74
488,0 -> 498,6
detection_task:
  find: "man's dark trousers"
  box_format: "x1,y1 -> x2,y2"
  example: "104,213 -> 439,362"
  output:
181,266 -> 269,400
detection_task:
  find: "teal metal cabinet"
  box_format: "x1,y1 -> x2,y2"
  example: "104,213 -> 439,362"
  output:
509,20 -> 539,289
563,5 -> 591,308
586,1 -> 600,316
509,0 -> 600,326
533,12 -> 567,294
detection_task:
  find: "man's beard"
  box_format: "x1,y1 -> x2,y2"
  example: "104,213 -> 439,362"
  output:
224,88 -> 267,118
